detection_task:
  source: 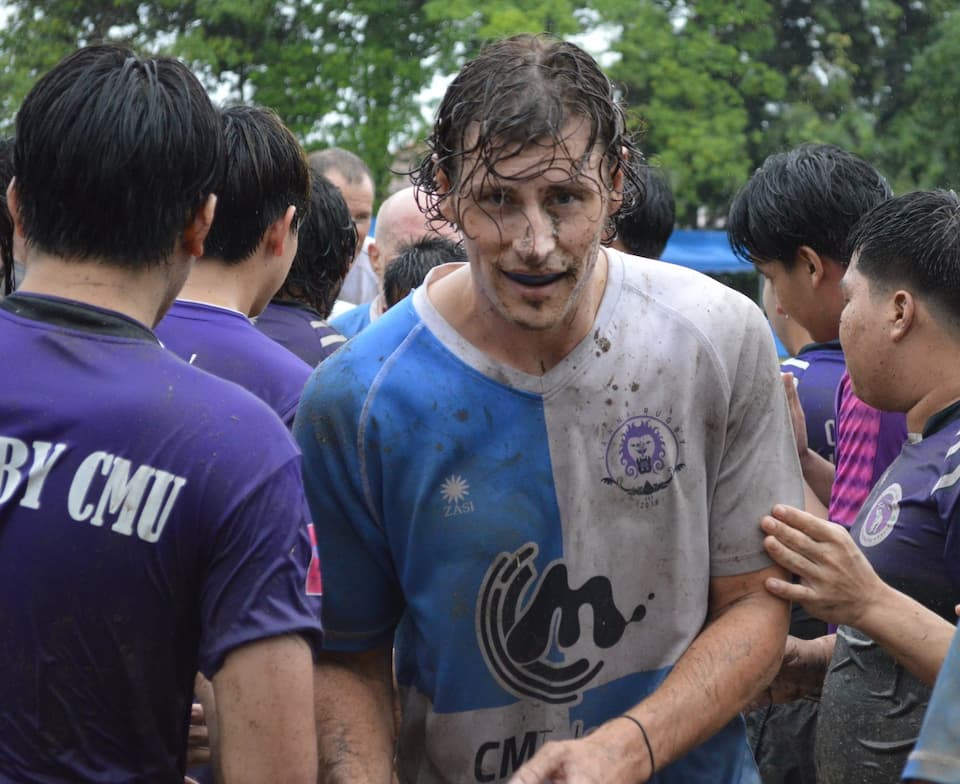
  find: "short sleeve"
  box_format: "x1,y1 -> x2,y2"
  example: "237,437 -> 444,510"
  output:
197,457 -> 324,677
709,303 -> 804,576
293,359 -> 405,651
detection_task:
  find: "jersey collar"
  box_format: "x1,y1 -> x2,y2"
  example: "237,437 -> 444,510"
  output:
0,292 -> 158,343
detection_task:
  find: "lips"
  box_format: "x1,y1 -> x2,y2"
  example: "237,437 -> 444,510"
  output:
503,270 -> 566,287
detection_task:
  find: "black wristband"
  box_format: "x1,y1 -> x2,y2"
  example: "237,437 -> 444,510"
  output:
618,713 -> 656,775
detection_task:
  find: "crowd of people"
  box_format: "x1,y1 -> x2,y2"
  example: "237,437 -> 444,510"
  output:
0,31 -> 959,784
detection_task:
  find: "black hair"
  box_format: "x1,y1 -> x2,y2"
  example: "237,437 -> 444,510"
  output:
204,104 -> 310,264
383,236 -> 466,308
412,34 -> 643,239
849,189 -> 960,325
727,143 -> 892,270
308,147 -> 373,186
14,44 -> 223,267
274,174 -> 357,319
613,165 -> 675,259
0,137 -> 14,294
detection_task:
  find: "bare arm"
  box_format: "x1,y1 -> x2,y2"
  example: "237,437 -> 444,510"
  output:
782,374 -> 834,507
762,504 -> 955,685
212,634 -> 317,784
509,565 -> 790,783
314,647 -> 396,784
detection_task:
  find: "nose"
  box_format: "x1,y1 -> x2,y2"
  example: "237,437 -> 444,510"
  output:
512,207 -> 556,260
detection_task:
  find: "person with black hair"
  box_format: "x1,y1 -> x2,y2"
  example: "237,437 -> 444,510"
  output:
382,236 -> 466,309
728,143 -> 905,526
155,103 -> 313,426
756,190 -> 960,783
256,173 -> 357,365
0,137 -> 16,296
296,33 -> 801,784
728,143 -> 902,784
0,45 -> 320,782
609,164 -> 675,259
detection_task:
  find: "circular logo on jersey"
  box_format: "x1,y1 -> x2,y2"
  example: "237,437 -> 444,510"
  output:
602,415 -> 683,496
476,543 -> 647,705
859,483 -> 902,548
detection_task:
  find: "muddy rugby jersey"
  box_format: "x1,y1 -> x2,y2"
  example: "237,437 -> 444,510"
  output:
0,293 -> 322,782
295,250 -> 802,784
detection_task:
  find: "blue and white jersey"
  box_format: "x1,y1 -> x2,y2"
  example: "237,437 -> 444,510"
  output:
295,250 -> 803,784
817,401 -> 960,783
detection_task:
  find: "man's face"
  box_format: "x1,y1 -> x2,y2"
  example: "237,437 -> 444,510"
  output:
442,119 -> 620,333
325,170 -> 374,254
753,258 -> 818,337
838,253 -> 888,407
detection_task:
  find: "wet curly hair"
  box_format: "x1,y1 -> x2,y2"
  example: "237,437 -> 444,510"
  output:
411,34 -> 643,241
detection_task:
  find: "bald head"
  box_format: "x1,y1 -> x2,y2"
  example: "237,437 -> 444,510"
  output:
369,186 -> 460,280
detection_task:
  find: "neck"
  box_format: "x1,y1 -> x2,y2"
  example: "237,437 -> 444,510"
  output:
900,337 -> 960,433
17,250 -> 188,328
177,258 -> 259,317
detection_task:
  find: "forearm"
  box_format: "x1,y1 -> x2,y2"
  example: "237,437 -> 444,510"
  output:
215,635 -> 317,784
857,583 -> 956,686
800,448 -> 834,508
595,570 -> 790,775
315,648 -> 396,784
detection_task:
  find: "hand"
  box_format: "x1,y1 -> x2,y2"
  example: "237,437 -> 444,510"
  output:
761,504 -> 884,628
508,722 -> 651,784
745,635 -> 830,710
186,701 -> 211,767
781,373 -> 808,460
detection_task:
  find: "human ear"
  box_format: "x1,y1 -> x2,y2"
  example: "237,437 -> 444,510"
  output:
890,290 -> 915,342
182,194 -> 217,258
266,205 -> 297,257
796,245 -> 826,289
606,160 -> 625,217
434,161 -> 459,227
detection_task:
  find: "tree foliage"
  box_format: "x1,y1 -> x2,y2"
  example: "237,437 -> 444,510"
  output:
0,0 -> 958,219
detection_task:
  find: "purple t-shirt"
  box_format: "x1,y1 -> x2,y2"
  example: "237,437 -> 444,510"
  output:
255,301 -> 346,367
781,340 -> 845,463
156,300 -> 311,426
816,401 -> 960,782
0,293 -> 323,783
828,371 -> 908,527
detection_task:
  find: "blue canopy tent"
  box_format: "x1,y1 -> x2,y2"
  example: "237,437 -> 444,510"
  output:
660,229 -> 747,275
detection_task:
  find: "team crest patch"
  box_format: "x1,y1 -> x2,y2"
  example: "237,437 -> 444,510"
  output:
859,483 -> 902,548
602,415 -> 683,496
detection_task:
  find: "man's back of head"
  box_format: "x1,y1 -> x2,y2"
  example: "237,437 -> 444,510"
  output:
383,236 -> 466,308
274,174 -> 358,319
611,165 -> 675,259
15,45 -> 222,269
204,104 -> 309,265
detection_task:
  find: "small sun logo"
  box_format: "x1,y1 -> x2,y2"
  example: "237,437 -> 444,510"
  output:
441,475 -> 470,503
